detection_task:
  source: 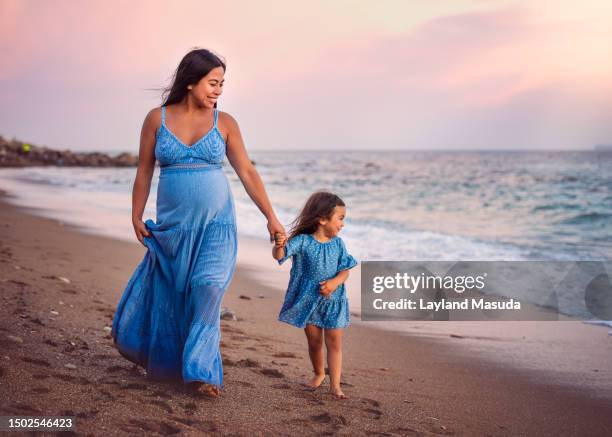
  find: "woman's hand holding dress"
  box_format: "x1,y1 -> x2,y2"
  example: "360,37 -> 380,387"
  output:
132,218 -> 151,246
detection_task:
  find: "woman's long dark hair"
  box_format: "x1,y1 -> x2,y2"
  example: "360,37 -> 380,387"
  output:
288,191 -> 345,240
161,48 -> 226,107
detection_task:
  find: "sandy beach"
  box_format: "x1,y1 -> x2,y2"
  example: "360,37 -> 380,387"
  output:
1,190 -> 611,436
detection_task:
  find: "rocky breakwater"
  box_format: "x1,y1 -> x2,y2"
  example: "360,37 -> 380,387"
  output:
0,136 -> 138,167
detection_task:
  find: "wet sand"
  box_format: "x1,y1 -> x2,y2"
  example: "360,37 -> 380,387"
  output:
1,191 -> 611,436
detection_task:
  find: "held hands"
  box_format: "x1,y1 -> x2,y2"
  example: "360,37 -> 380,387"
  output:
267,217 -> 286,244
132,218 -> 151,246
319,279 -> 339,298
274,232 -> 287,248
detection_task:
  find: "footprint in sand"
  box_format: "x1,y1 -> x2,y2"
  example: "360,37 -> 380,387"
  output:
361,398 -> 381,408
222,357 -> 236,366
273,352 -> 299,359
30,387 -> 51,394
52,373 -> 92,385
21,357 -> 51,367
77,409 -> 99,419
183,402 -> 198,412
43,338 -> 59,347
106,365 -> 131,373
91,353 -> 115,360
96,388 -> 117,401
236,358 -> 260,368
121,382 -> 148,391
364,408 -> 383,420
220,325 -> 246,335
261,368 -> 285,378
231,380 -> 255,388
310,412 -> 348,426
151,399 -> 173,413
98,376 -> 121,386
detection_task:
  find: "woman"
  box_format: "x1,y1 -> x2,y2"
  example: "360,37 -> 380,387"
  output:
111,48 -> 285,397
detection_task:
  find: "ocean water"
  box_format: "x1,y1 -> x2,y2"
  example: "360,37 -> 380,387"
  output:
4,151 -> 612,398
1,150 -> 611,262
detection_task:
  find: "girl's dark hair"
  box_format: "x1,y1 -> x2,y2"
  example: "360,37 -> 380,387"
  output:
288,191 -> 345,240
161,48 -> 226,107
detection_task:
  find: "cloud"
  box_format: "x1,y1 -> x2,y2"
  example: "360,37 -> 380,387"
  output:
1,1 -> 610,150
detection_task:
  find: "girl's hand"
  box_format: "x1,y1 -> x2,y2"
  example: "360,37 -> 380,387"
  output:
274,233 -> 287,248
319,279 -> 338,298
267,217 -> 286,244
132,218 -> 151,246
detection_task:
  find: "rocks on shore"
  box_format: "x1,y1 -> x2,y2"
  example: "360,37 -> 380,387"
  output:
0,136 -> 138,167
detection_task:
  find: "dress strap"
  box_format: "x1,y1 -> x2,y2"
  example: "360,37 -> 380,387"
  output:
213,108 -> 218,128
161,106 -> 166,126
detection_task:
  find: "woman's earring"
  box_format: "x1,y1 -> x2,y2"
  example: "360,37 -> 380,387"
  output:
187,86 -> 193,90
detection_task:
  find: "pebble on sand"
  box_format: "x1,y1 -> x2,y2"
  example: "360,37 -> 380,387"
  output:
220,308 -> 237,321
7,335 -> 23,344
103,326 -> 112,332
64,363 -> 77,370
57,276 -> 71,284
50,310 -> 59,316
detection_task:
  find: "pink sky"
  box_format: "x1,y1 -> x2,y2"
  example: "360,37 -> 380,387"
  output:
1,0 -> 611,151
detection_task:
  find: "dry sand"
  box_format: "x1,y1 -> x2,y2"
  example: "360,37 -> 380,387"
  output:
1,191 -> 611,436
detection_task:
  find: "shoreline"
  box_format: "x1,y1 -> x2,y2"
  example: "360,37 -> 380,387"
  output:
0,192 -> 611,435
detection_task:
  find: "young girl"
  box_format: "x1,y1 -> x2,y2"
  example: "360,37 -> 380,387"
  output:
272,191 -> 358,399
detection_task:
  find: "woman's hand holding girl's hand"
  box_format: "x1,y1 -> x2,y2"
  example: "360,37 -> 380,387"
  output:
319,279 -> 338,298
274,233 -> 287,248
267,217 -> 286,244
132,218 -> 151,246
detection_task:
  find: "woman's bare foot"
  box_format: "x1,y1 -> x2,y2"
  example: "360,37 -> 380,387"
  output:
330,386 -> 347,399
192,382 -> 221,398
302,373 -> 326,389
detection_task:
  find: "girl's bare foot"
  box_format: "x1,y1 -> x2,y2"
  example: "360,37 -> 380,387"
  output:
330,386 -> 347,399
192,382 -> 221,398
302,373 -> 326,389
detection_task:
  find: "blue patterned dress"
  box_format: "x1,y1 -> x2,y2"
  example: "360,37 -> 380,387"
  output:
278,234 -> 358,329
111,106 -> 237,387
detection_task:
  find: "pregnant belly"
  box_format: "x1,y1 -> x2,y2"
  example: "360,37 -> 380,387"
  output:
156,168 -> 234,225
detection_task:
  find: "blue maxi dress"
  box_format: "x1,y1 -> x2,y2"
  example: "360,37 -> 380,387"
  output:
111,106 -> 237,387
